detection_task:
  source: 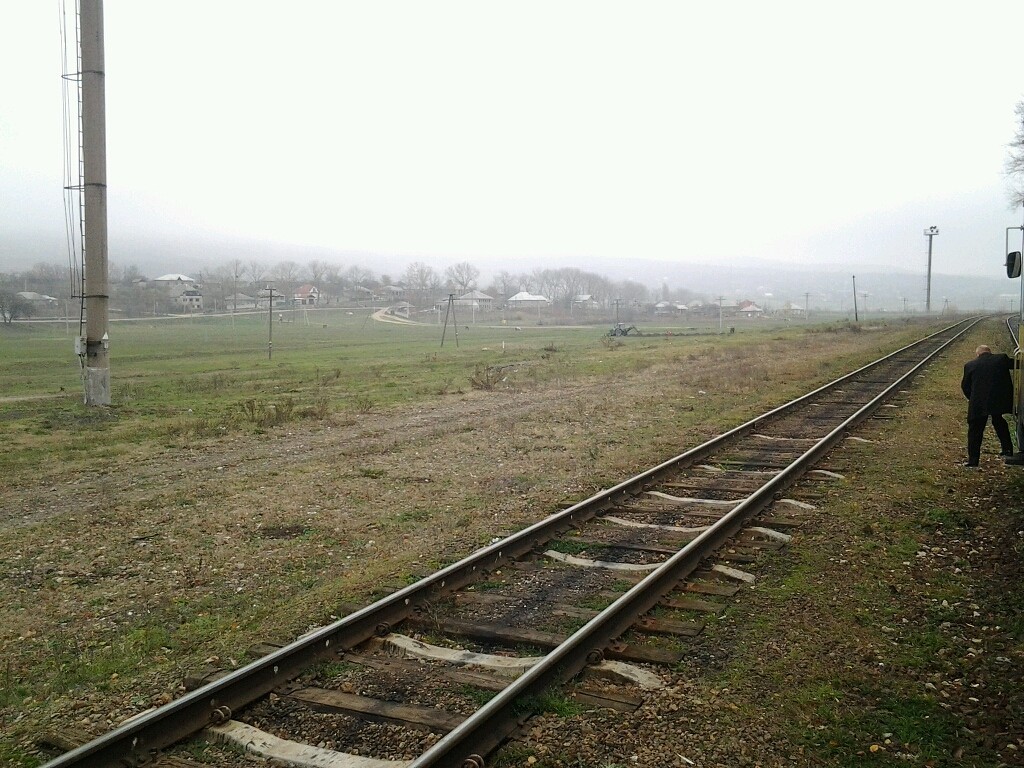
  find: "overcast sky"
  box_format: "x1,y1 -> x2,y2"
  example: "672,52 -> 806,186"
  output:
2,1 -> 1023,282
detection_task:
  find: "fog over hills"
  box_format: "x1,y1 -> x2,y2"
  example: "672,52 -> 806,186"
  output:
3,226 -> 1017,314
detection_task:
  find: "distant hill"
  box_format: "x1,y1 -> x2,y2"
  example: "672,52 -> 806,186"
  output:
580,255 -> 1016,313
3,228 -> 1016,313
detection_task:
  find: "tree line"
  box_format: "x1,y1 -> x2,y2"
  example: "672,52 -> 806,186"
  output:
2,258 -> 700,320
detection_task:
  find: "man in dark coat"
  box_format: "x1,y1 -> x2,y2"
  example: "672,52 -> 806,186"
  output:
960,345 -> 1015,466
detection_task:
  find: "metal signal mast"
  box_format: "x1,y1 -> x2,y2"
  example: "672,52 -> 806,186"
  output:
924,225 -> 938,314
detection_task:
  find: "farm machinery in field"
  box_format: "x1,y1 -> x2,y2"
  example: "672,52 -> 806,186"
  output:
607,322 -> 639,336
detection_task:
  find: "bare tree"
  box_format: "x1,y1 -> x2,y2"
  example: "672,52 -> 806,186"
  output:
193,268 -> 220,312
582,273 -> 612,306
0,289 -> 32,323
30,262 -> 64,280
444,261 -> 479,294
1008,98 -> 1024,209
247,260 -> 268,292
529,268 -> 551,297
559,268 -> 586,308
616,279 -> 650,316
488,270 -> 518,298
274,260 -> 301,284
225,258 -> 245,311
116,280 -> 164,318
541,269 -> 569,306
204,265 -> 236,313
404,261 -> 441,310
345,265 -> 375,289
307,259 -> 328,287
273,260 -> 301,308
321,263 -> 343,304
30,262 -> 67,291
516,271 -> 537,293
26,262 -> 71,308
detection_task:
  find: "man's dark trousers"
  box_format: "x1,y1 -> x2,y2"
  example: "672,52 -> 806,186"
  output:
966,414 -> 1013,465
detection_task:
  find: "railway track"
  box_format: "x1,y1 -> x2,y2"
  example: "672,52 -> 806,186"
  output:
39,318 -> 978,768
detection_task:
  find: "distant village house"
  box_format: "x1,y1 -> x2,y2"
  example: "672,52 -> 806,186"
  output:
454,290 -> 494,312
16,291 -> 60,314
506,291 -> 549,309
151,274 -> 203,312
292,284 -> 320,306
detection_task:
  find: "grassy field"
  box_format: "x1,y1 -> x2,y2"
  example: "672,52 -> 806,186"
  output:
0,310 -> 863,476
5,312 -> 1018,767
1,307 -> 818,398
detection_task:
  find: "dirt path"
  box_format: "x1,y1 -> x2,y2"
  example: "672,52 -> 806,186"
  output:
0,392 -> 71,404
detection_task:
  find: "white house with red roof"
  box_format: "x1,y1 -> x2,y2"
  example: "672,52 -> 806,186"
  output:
293,284 -> 320,306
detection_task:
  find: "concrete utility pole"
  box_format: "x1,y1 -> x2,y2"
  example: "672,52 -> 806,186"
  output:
79,0 -> 110,405
924,225 -> 939,313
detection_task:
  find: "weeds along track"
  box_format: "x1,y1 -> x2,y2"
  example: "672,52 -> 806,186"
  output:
39,319 -> 977,768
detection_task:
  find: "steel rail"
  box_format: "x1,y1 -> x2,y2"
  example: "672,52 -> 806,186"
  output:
40,319 -> 976,768
408,321 -> 979,768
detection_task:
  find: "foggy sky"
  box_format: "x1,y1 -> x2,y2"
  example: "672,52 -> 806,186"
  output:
2,1 -> 1023,286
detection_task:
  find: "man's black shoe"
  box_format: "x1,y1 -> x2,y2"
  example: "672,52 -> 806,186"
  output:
963,462 -> 979,468
1004,452 -> 1024,465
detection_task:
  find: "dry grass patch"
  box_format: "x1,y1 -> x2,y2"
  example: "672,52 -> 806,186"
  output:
0,318 -> 959,766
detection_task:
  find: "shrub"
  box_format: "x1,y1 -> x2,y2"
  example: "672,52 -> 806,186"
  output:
352,394 -> 375,414
469,365 -> 502,391
304,396 -> 332,420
